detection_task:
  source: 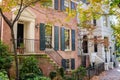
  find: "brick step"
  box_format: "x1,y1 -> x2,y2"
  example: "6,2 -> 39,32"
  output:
46,50 -> 63,66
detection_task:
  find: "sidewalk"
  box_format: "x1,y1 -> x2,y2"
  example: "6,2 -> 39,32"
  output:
91,64 -> 120,80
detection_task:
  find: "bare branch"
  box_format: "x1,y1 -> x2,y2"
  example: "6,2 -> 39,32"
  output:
12,0 -> 23,26
0,8 -> 12,28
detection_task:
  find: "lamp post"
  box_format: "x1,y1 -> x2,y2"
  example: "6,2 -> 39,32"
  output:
109,47 -> 112,62
104,47 -> 107,63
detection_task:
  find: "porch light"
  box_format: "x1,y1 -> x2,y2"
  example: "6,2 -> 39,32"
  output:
35,23 -> 39,29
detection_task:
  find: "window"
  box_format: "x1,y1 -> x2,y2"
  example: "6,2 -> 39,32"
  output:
104,37 -> 109,48
61,28 -> 75,51
93,19 -> 96,26
65,29 -> 70,50
103,16 -> 108,27
66,59 -> 70,69
40,23 -> 59,50
82,35 -> 88,53
94,36 -> 98,52
45,25 -> 52,48
62,58 -> 75,70
64,0 -> 76,13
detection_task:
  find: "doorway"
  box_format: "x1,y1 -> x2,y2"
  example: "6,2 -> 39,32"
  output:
17,23 -> 24,48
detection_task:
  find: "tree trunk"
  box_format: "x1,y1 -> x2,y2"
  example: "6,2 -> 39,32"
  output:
10,27 -> 19,80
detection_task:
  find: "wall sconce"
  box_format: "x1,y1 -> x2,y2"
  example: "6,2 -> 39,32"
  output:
35,23 -> 39,29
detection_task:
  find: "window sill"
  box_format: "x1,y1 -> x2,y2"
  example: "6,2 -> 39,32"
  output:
65,49 -> 71,51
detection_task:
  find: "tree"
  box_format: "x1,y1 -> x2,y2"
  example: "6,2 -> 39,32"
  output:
0,0 -> 52,80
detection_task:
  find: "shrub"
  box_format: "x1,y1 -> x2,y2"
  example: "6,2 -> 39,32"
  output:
0,70 -> 9,80
58,67 -> 64,78
49,71 -> 57,80
19,56 -> 43,80
73,66 -> 86,80
0,41 -> 13,70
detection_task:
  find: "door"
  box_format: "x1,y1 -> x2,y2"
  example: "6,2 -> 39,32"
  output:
17,23 -> 24,48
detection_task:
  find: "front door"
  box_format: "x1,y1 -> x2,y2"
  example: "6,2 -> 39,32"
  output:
17,23 -> 24,48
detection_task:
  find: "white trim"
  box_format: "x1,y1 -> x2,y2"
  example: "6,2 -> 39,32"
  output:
1,18 -> 3,41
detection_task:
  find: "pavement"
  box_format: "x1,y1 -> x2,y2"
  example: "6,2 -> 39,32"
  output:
91,64 -> 120,80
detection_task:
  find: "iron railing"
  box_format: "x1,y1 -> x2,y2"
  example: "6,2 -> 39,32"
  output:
86,62 -> 104,79
10,39 -> 40,53
10,39 -> 63,66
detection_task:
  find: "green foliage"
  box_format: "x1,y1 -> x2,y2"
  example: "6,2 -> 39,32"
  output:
63,76 -> 75,80
73,66 -> 86,79
49,71 -> 57,80
19,56 -> 43,80
21,73 -> 50,80
0,70 -> 9,80
57,67 -> 64,78
110,0 -> 120,7
0,41 -> 13,70
112,24 -> 120,47
39,0 -> 52,7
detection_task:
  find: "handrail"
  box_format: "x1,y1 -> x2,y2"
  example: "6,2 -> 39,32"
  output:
45,43 -> 63,66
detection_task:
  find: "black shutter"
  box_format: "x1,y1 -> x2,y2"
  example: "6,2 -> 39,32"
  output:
54,0 -> 58,10
62,59 -> 66,70
71,58 -> 75,70
93,19 -> 96,26
61,27 -> 65,51
60,0 -> 65,11
54,26 -> 59,51
71,1 -> 75,9
71,30 -> 75,51
40,23 -> 45,50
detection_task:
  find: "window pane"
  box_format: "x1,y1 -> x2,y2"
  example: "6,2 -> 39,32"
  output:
45,25 -> 52,48
65,29 -> 70,49
82,35 -> 88,53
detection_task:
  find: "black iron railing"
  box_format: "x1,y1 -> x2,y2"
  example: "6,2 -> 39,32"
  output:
86,62 -> 104,79
10,39 -> 40,53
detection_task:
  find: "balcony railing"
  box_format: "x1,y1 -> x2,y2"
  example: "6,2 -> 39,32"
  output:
10,39 -> 40,53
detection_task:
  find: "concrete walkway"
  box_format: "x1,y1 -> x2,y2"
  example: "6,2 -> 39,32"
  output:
91,64 -> 120,80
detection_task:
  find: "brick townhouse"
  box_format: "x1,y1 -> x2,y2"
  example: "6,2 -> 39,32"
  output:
0,0 -> 83,76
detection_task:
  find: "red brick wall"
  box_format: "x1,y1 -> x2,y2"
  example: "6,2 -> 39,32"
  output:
2,4 -> 80,74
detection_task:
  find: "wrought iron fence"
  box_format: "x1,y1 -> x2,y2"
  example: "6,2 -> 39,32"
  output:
86,62 -> 104,79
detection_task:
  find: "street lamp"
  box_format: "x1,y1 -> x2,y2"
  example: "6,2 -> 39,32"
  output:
104,47 -> 107,63
109,47 -> 112,62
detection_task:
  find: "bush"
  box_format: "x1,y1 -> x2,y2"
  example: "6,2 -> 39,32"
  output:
22,73 -> 50,80
63,76 -> 75,80
49,71 -> 57,80
73,66 -> 86,80
0,70 -> 9,80
19,56 -> 43,80
0,41 -> 13,71
58,67 -> 64,78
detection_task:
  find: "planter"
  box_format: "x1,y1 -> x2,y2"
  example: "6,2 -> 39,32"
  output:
109,62 -> 113,69
104,63 -> 109,70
